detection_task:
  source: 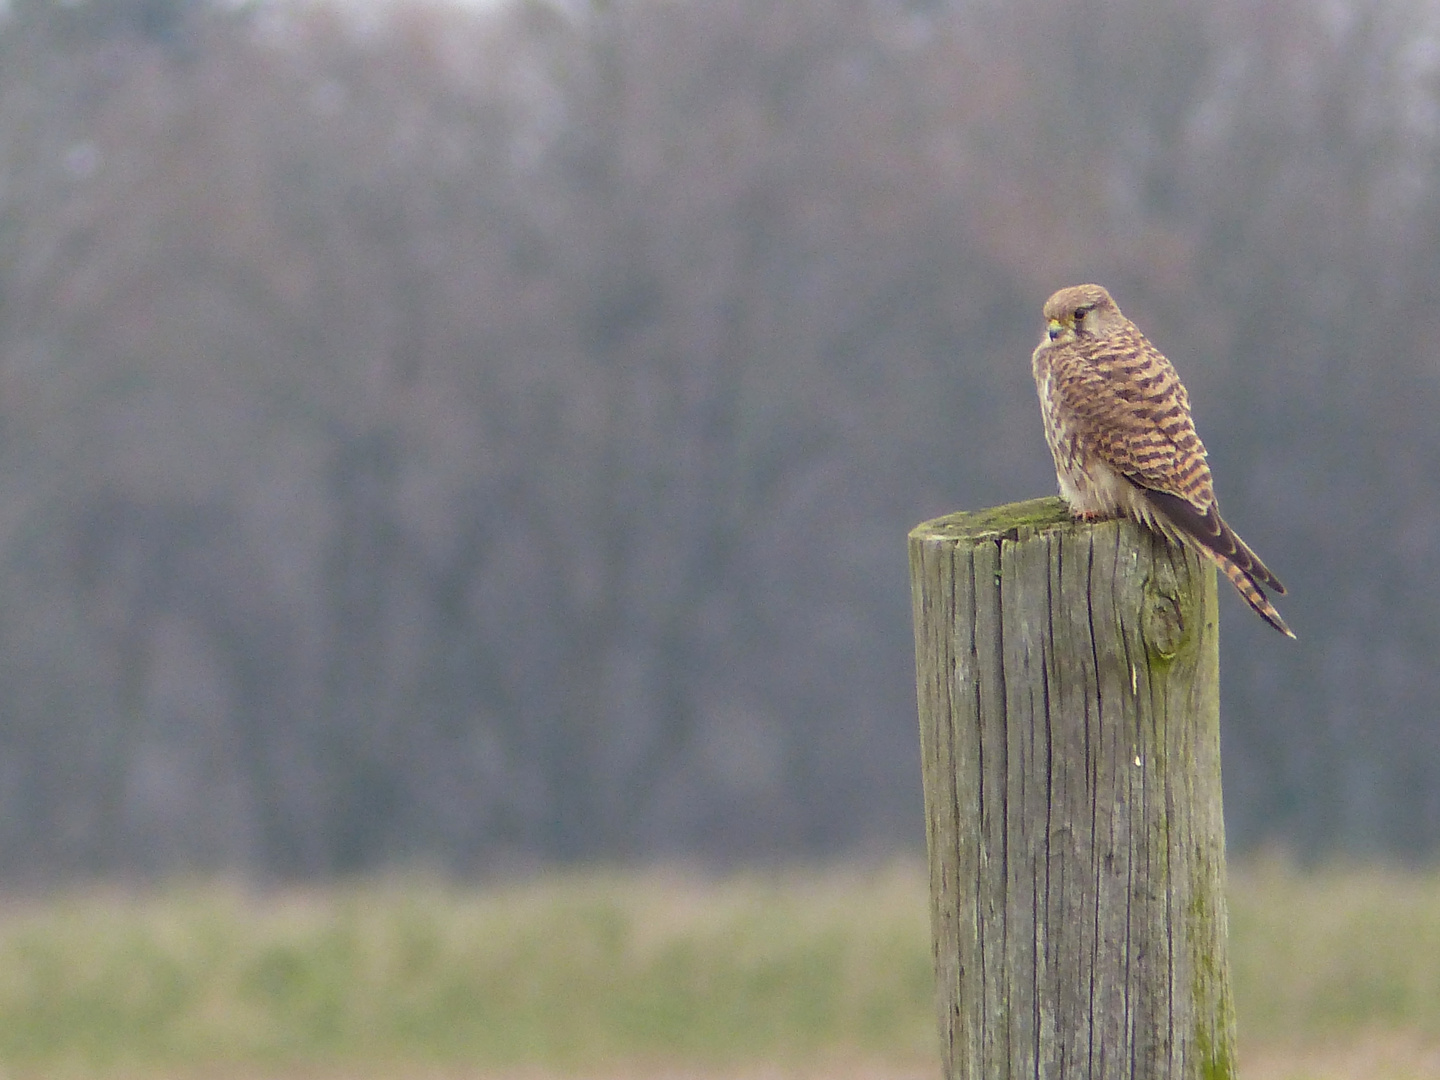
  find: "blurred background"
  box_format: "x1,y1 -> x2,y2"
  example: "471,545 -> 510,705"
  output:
0,0 -> 1437,885
7,1 -> 1440,1076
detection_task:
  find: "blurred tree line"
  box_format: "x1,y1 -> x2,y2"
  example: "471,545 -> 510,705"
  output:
0,0 -> 1437,878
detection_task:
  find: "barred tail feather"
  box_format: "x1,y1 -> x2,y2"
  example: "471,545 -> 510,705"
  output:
1215,553 -> 1294,638
1139,488 -> 1295,638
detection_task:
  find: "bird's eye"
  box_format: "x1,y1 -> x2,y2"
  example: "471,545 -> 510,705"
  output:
1074,307 -> 1089,321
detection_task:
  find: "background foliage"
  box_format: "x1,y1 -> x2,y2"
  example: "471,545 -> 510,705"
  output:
0,0 -> 1437,876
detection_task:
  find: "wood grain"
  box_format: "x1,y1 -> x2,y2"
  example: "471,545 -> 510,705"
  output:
909,496 -> 1235,1079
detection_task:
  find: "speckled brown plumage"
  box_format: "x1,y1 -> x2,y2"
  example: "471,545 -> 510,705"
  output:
1032,283 -> 1293,638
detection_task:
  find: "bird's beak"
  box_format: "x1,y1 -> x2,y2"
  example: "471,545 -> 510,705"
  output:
1047,317 -> 1064,341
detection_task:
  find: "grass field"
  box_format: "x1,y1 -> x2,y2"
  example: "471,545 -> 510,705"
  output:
0,860 -> 1437,1078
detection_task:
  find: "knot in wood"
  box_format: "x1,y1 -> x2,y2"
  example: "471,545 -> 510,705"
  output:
1143,561 -> 1189,658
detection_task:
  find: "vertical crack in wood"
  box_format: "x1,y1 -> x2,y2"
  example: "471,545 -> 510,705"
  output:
1037,535 -> 1054,1080
963,545 -> 984,1077
1081,532 -> 1102,1080
993,538 -> 1013,1075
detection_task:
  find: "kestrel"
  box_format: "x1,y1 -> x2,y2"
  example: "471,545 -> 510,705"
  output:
1032,283 -> 1293,638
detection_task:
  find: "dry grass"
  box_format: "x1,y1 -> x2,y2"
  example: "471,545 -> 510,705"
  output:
1241,1033 -> 1440,1080
22,1044 -> 1440,1080
0,865 -> 934,1074
0,860 -> 1437,1078
17,1060 -> 940,1080
1229,859 -> 1440,1040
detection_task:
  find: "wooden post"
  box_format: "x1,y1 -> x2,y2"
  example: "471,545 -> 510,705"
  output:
908,496 -> 1236,1080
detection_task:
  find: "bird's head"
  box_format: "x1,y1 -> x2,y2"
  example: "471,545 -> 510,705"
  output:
1041,283 -> 1124,344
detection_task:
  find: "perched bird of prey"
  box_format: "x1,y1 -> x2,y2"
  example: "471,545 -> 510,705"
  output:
1032,283 -> 1293,638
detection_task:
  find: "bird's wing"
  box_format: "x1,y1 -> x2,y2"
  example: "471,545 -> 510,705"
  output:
1052,328 -> 1288,599
1054,327 -> 1213,507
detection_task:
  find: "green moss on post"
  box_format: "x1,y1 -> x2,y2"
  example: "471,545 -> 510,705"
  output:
908,498 -> 1236,1079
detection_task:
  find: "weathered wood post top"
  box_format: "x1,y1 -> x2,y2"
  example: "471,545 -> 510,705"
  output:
908,496 -> 1236,1080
